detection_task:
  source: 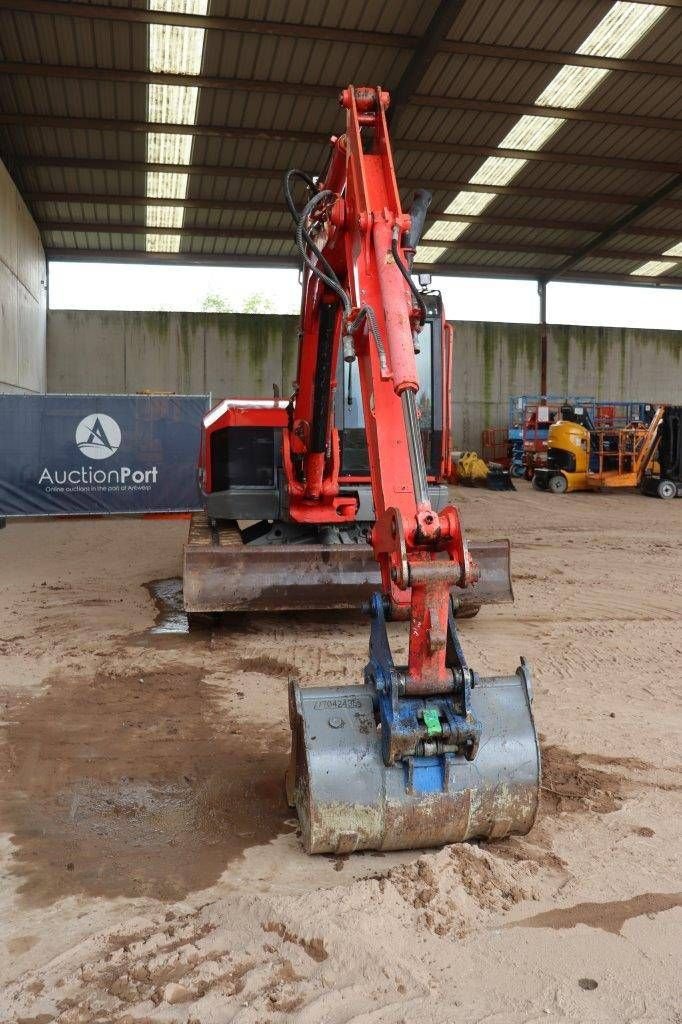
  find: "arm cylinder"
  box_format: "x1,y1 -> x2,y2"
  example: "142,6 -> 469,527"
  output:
372,219 -> 420,393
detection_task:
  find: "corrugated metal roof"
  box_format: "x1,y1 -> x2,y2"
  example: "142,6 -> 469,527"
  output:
1,0 -> 682,285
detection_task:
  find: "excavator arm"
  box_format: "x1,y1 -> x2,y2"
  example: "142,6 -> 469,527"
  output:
287,87 -> 474,686
285,86 -> 541,852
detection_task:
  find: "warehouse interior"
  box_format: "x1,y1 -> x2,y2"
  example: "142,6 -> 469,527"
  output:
1,2 -> 681,1021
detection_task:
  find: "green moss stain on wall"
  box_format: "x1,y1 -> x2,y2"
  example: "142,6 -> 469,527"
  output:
141,310 -> 171,341
214,311 -> 236,343
230,315 -> 275,391
552,326 -> 571,393
473,322 -> 538,403
281,319 -> 299,392
208,313 -> 298,394
240,314 -> 276,377
651,330 -> 682,362
176,313 -> 204,391
565,325 -> 609,395
596,327 -> 608,391
505,323 -> 538,376
617,327 -> 628,396
574,326 -> 592,376
479,323 -> 498,402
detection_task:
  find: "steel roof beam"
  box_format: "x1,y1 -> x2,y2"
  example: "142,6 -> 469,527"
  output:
548,173 -> 682,278
41,248 -> 682,289
439,40 -> 682,79
627,0 -> 682,7
26,194 -> 682,240
414,93 -> 682,134
37,220 -> 682,264
4,62 -> 682,135
45,248 -> 301,269
10,155 -> 681,209
416,263 -> 682,288
27,193 -> 287,213
0,61 -> 339,96
387,0 -> 465,128
4,113 -> 682,175
0,112 -> 329,145
2,0 -> 417,43
40,221 -> 293,241
3,1 -> 681,78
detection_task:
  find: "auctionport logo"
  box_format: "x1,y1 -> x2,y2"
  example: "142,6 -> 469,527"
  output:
37,411 -> 158,490
75,413 -> 121,460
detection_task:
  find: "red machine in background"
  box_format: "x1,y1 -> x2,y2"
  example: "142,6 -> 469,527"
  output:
186,86 -> 539,855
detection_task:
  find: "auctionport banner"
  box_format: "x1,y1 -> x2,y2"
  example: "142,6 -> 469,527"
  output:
0,394 -> 210,516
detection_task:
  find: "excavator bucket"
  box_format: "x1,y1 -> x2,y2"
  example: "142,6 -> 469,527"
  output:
183,513 -> 513,615
286,637 -> 540,855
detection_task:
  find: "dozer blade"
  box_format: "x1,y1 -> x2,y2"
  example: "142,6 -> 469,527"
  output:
286,671 -> 540,855
183,513 -> 513,614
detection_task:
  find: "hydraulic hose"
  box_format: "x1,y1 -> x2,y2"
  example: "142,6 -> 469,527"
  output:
283,168 -> 317,223
294,190 -> 352,313
284,169 -> 388,374
391,225 -> 427,327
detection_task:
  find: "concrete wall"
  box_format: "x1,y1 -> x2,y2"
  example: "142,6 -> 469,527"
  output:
452,321 -> 682,450
0,158 -> 47,393
46,310 -> 298,401
47,310 -> 682,449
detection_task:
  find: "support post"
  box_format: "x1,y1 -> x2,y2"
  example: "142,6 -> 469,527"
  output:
538,279 -> 548,396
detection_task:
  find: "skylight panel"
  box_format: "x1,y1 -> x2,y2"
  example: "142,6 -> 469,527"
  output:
147,206 -> 185,229
470,156 -> 528,188
145,0 -> 207,254
150,0 -> 208,16
444,192 -> 497,217
146,172 -> 190,200
536,66 -> 609,110
423,220 -> 470,243
146,233 -> 182,253
415,245 -> 449,264
147,132 -> 194,166
148,0 -> 208,75
631,241 -> 682,277
498,115 -> 564,153
631,260 -> 677,276
578,2 -> 664,58
149,25 -> 206,76
148,85 -> 200,126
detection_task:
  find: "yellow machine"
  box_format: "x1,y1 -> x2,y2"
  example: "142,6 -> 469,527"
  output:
533,406 -> 664,494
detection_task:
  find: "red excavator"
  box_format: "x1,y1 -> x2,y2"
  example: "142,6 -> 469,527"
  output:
185,86 -> 540,854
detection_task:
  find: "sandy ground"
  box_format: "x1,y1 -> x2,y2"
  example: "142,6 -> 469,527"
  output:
0,484 -> 680,1024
